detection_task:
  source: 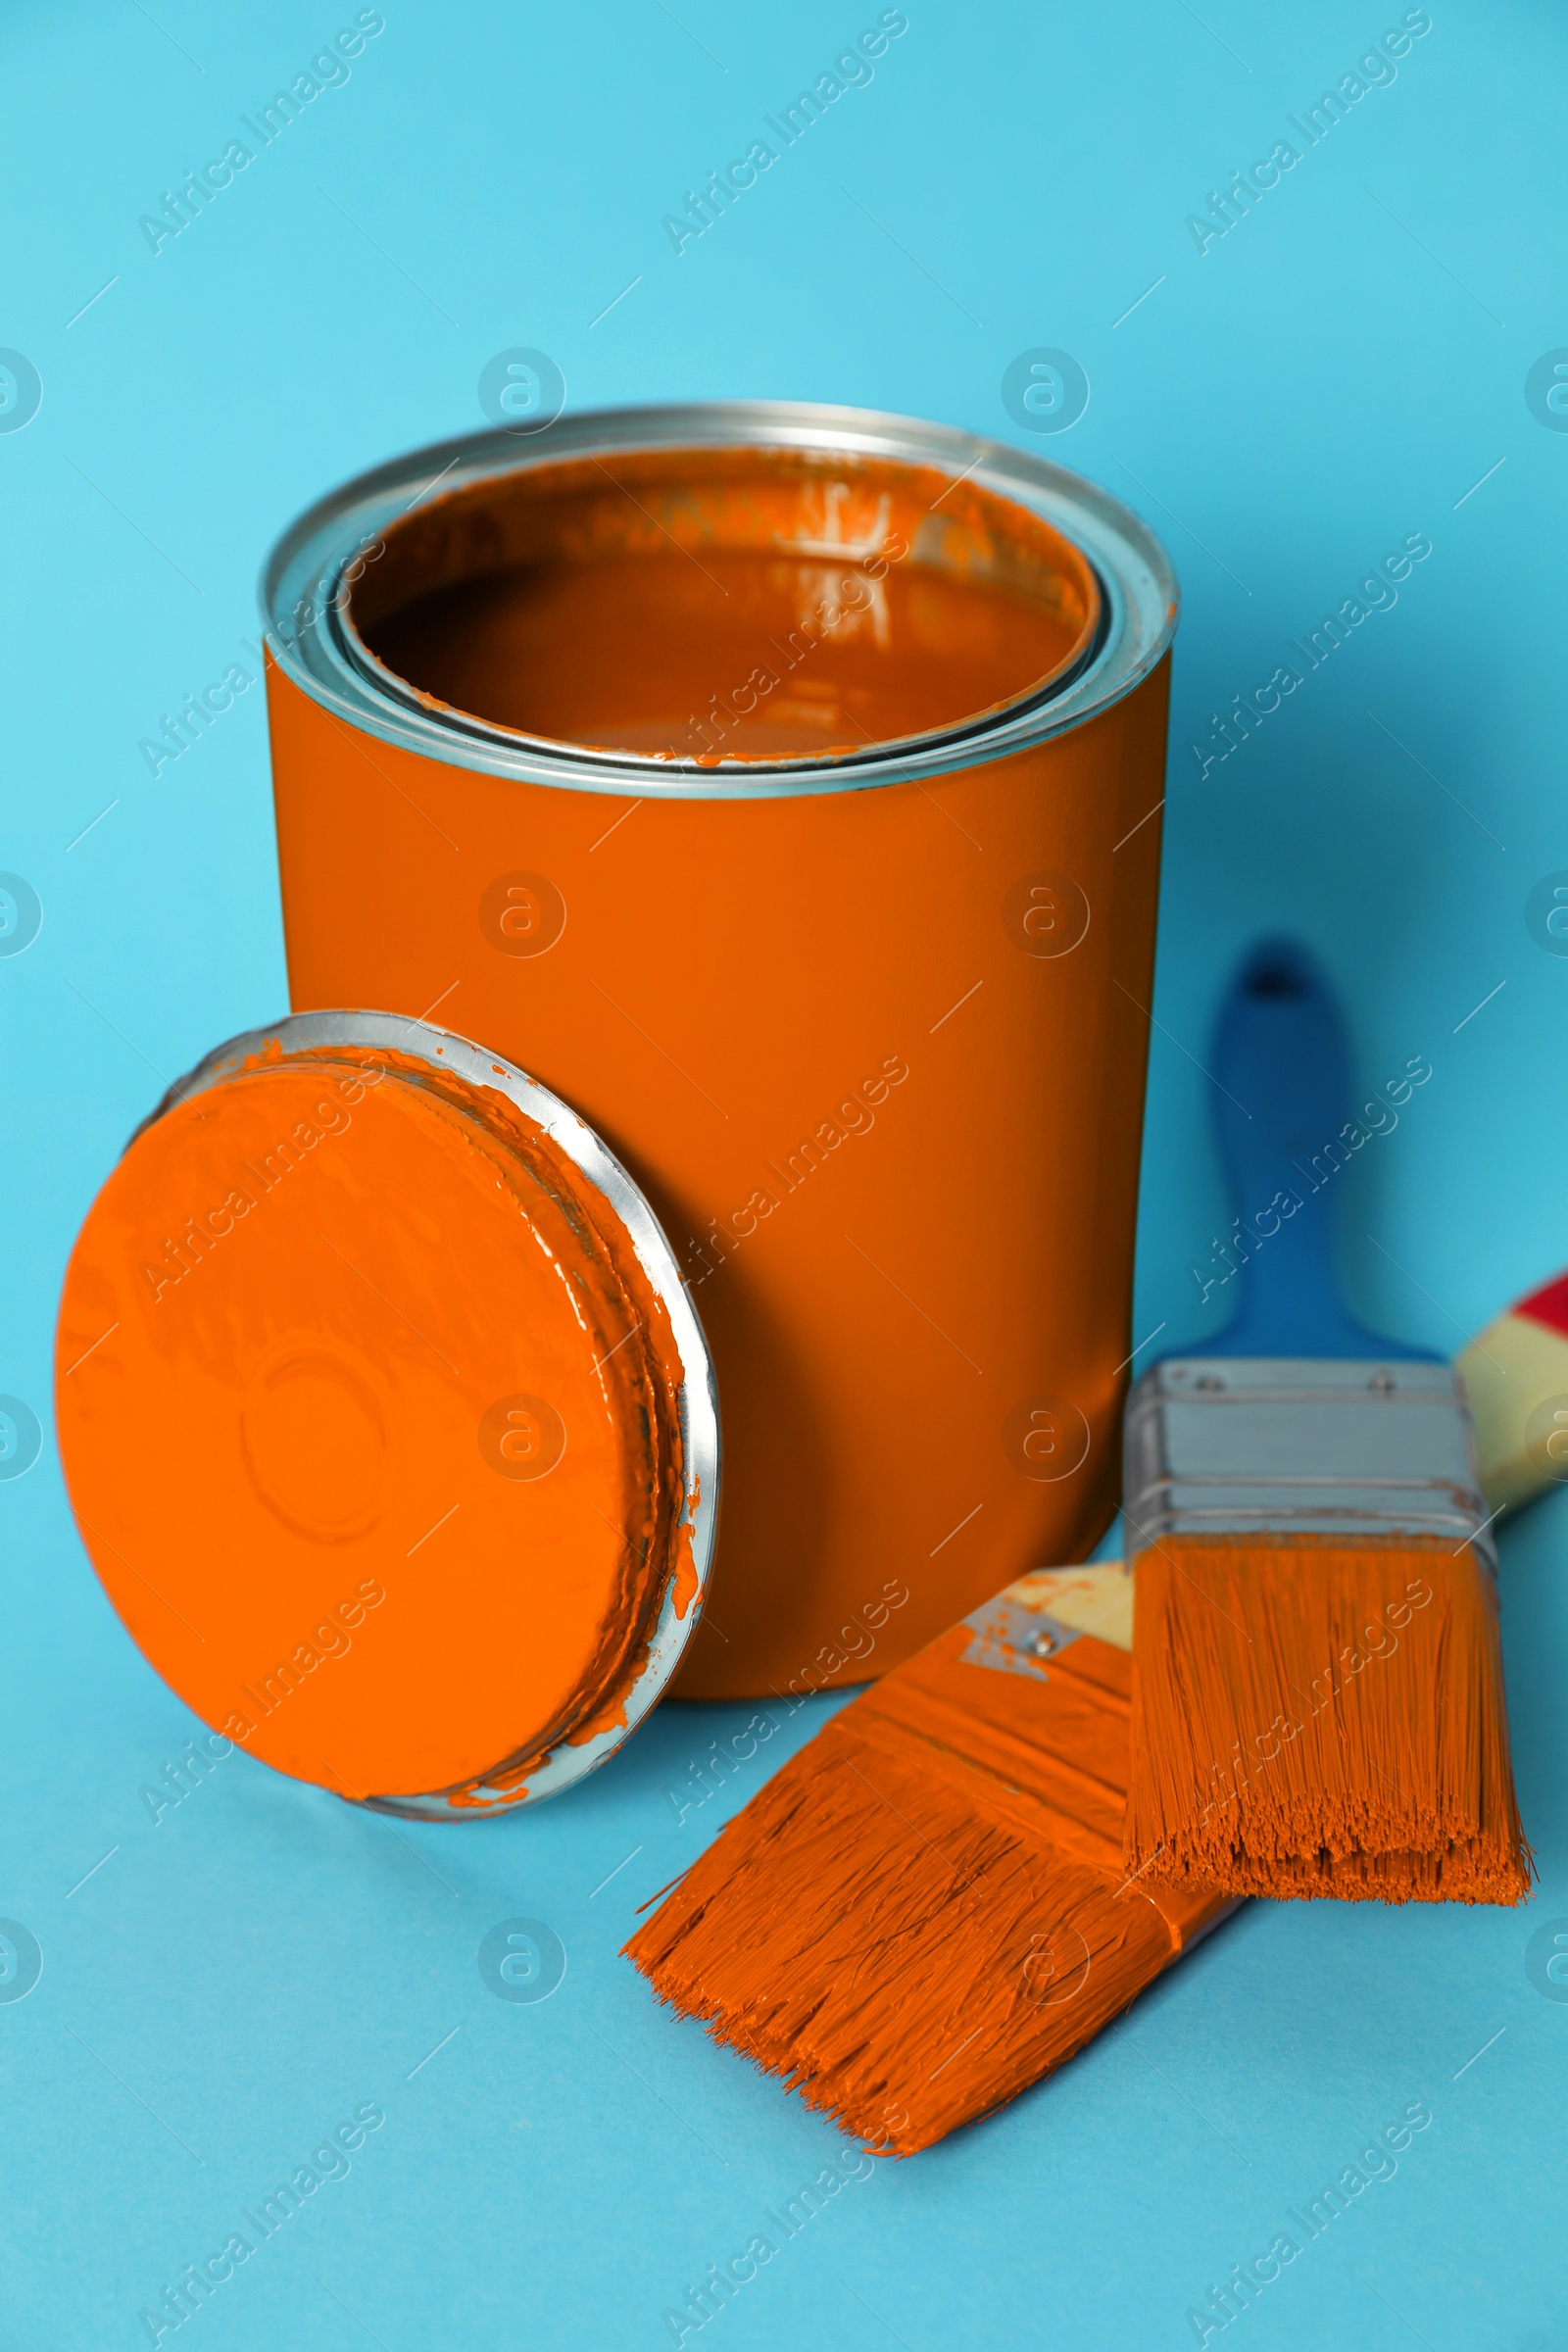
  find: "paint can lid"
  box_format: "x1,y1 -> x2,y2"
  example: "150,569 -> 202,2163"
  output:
55,1012 -> 717,1816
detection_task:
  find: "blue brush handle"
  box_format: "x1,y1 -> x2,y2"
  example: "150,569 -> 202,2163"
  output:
1196,937 -> 1437,1362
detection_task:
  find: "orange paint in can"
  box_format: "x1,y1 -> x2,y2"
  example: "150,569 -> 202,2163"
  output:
262,403 -> 1177,1698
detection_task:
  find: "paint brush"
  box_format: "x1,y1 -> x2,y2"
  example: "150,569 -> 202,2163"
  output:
1122,938 -> 1531,1905
1458,1266 -> 1568,1515
626,1560 -> 1237,2155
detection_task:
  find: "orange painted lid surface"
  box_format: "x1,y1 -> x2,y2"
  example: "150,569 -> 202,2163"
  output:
55,1020 -> 714,1807
347,445 -> 1103,766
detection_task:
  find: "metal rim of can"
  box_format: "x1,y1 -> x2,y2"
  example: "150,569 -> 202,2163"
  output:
136,1007 -> 722,1819
339,473 -> 1111,783
259,399 -> 1179,802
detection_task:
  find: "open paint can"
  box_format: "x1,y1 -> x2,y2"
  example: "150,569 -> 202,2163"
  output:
55,1013 -> 717,1816
263,401 -> 1176,1698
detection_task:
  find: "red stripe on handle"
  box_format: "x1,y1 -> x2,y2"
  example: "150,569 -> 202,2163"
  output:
1516,1268 -> 1568,1337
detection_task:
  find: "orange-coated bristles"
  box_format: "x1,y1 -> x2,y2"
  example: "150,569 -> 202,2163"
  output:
626,1580 -> 1232,2153
1124,1536 -> 1532,1903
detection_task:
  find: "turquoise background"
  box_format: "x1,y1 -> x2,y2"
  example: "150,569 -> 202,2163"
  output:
3,1 -> 1566,2344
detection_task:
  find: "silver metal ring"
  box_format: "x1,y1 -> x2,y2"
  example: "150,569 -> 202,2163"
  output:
260,398 -> 1178,802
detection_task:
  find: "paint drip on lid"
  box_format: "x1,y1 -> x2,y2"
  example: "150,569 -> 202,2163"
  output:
54,1011 -> 718,1816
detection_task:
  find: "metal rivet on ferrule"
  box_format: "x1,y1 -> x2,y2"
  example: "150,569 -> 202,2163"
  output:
1369,1370 -> 1396,1393
1194,1375 -> 1225,1391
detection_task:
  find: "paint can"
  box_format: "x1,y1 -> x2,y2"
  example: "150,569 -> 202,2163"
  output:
55,1011 -> 717,1815
261,401 -> 1176,1698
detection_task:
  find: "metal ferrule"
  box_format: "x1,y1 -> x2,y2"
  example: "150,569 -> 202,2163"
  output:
261,399 -> 1176,801
1122,1358 -> 1496,1577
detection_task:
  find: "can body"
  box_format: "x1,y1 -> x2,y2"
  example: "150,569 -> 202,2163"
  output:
262,402 -> 1174,1696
